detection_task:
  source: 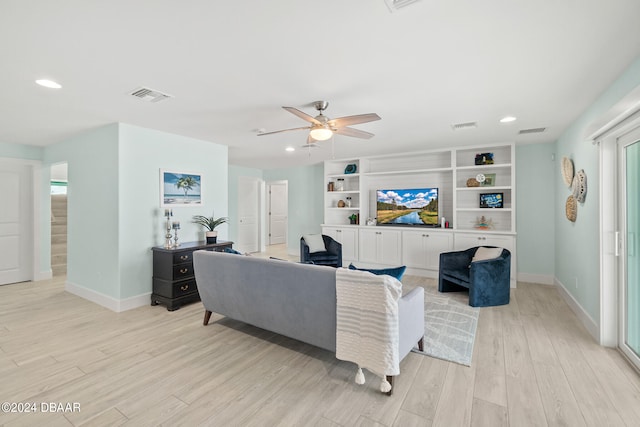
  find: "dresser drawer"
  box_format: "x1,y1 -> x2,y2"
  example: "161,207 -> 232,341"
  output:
172,263 -> 194,280
152,278 -> 198,299
173,251 -> 193,264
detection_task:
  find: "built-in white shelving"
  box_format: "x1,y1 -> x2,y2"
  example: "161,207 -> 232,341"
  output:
322,143 -> 517,285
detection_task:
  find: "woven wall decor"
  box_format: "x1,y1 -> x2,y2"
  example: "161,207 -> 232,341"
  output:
566,195 -> 577,222
561,156 -> 574,187
571,169 -> 587,203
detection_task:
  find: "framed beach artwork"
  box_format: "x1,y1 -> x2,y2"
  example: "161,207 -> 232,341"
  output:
160,169 -> 203,207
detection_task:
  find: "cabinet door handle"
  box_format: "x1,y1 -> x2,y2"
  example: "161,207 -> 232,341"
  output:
180,285 -> 189,291
179,268 -> 188,274
180,255 -> 189,261
337,229 -> 342,233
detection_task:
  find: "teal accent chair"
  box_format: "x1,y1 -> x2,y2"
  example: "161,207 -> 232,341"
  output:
438,246 -> 511,307
300,235 -> 342,267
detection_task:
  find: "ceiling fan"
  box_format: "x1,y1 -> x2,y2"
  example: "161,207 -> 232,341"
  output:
257,101 -> 381,141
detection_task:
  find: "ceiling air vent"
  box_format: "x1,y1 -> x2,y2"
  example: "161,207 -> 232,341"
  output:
384,0 -> 421,12
518,127 -> 546,135
451,121 -> 478,131
128,87 -> 172,103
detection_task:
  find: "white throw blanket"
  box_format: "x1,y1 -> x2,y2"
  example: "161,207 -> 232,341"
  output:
335,268 -> 402,392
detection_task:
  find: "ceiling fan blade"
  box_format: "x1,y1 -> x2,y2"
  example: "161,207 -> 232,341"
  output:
283,107 -> 322,125
330,113 -> 381,128
334,127 -> 375,139
257,126 -> 310,136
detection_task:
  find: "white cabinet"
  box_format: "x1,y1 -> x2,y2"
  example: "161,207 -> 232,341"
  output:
322,226 -> 358,262
454,232 -> 516,285
402,231 -> 453,270
359,228 -> 402,265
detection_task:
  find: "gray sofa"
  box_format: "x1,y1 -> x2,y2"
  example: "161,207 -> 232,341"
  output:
193,250 -> 425,394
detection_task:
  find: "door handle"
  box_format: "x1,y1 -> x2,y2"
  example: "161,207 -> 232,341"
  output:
615,231 -> 620,257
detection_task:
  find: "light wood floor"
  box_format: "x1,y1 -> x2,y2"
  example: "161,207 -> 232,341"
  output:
1,246 -> 640,426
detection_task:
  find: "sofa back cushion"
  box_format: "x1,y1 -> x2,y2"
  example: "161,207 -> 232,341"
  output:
193,250 -> 337,351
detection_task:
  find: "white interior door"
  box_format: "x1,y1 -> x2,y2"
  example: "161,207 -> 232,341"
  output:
237,176 -> 260,253
0,162 -> 32,285
268,181 -> 287,245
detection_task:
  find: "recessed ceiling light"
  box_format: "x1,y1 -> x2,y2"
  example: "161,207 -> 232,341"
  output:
285,147 -> 295,152
500,116 -> 517,123
35,79 -> 62,89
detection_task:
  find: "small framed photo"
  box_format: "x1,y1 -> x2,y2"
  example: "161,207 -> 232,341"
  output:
160,169 -> 203,207
481,173 -> 496,187
479,192 -> 503,208
474,152 -> 494,165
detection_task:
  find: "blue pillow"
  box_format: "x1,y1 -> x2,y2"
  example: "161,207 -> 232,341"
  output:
223,247 -> 242,255
348,263 -> 406,281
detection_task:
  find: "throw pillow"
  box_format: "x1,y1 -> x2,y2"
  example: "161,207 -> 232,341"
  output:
303,234 -> 326,253
472,246 -> 503,262
224,247 -> 242,255
348,263 -> 406,281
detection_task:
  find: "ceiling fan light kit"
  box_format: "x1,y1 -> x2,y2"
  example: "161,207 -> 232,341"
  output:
309,125 -> 333,141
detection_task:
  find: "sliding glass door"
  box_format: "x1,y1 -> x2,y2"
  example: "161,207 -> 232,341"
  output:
619,128 -> 640,368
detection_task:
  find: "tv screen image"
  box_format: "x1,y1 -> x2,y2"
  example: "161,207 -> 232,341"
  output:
376,188 -> 439,226
479,193 -> 504,208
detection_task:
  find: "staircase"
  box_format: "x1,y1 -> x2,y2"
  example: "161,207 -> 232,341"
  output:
51,194 -> 67,276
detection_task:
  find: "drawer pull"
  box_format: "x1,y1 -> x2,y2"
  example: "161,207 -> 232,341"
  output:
180,285 -> 189,291
179,268 -> 188,274
180,255 -> 189,261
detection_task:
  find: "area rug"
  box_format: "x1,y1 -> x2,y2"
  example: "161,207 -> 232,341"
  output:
411,287 -> 479,366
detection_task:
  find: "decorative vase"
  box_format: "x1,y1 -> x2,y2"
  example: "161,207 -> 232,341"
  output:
205,231 -> 218,244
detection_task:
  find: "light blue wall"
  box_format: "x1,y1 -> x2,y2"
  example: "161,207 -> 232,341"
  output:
228,165 -> 263,245
515,143 -> 556,278
264,163 -> 324,255
555,56 -> 640,322
0,142 -> 43,160
43,124 -> 121,298
118,124 -> 228,299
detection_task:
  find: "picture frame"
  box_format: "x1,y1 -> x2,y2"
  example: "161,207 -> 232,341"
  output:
479,192 -> 503,208
480,173 -> 496,187
160,169 -> 203,207
474,152 -> 494,165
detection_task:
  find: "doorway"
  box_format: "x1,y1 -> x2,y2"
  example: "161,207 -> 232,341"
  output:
267,181 -> 288,246
50,163 -> 68,277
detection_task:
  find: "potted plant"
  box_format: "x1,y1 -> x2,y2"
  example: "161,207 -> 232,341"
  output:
348,213 -> 358,225
192,214 -> 228,244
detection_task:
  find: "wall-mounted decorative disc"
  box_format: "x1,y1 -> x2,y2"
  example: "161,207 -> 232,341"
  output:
571,169 -> 587,203
561,156 -> 574,187
566,195 -> 577,222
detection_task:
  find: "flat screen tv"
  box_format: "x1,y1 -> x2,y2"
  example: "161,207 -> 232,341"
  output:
480,192 -> 504,208
376,188 -> 439,226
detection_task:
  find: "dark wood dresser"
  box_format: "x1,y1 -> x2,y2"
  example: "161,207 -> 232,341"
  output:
151,240 -> 233,311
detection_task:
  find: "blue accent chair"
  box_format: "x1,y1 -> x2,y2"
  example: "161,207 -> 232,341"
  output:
300,235 -> 342,267
438,246 -> 511,307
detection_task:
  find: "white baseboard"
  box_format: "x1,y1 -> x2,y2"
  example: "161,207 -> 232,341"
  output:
555,277 -> 599,341
34,269 -> 53,281
517,272 -> 555,285
65,281 -> 150,313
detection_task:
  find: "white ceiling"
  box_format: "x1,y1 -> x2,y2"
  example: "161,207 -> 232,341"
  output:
1,1 -> 639,169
